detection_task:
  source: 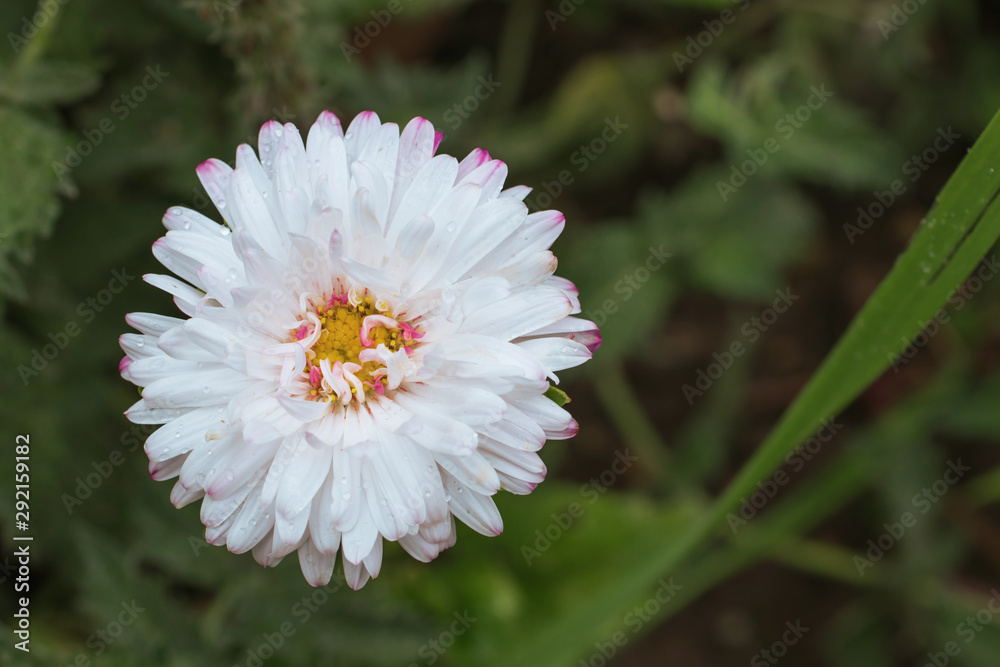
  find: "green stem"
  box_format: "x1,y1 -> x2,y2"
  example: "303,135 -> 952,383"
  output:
768,539 -> 885,587
16,0 -> 64,68
493,0 -> 539,117
594,362 -> 699,501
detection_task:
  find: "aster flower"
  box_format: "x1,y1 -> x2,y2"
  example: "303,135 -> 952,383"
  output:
119,110 -> 600,588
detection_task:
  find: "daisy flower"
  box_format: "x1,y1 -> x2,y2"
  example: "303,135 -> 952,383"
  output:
120,110 -> 600,588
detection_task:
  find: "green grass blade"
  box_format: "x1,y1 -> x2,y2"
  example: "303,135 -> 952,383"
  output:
496,108 -> 1000,667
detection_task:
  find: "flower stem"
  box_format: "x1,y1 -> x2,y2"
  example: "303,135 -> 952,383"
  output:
595,362 -> 703,502
493,0 -> 539,116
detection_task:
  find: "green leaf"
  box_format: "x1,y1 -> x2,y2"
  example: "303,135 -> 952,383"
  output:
493,105 -> 1000,667
0,61 -> 100,105
0,106 -> 65,300
709,108 -> 999,524
544,385 -> 571,406
688,60 -> 903,190
641,170 -> 817,300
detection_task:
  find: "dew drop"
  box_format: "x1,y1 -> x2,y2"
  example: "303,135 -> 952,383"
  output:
262,191 -> 269,199
203,386 -> 211,394
456,487 -> 463,494
226,471 -> 235,481
175,431 -> 182,439
342,492 -> 351,500
218,198 -> 227,209
183,221 -> 192,230
136,339 -> 145,348
444,494 -> 452,502
446,222 -> 457,232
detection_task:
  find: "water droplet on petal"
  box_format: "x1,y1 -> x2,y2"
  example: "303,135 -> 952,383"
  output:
136,339 -> 145,348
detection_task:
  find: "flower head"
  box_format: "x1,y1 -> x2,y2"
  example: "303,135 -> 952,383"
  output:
120,110 -> 600,588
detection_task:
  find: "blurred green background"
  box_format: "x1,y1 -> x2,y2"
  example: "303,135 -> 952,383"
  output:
2,0 -> 1000,665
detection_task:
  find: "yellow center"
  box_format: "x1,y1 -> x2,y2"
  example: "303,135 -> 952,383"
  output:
304,296 -> 405,394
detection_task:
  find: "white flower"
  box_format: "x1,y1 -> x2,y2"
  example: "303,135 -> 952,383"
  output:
120,110 -> 600,588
